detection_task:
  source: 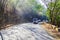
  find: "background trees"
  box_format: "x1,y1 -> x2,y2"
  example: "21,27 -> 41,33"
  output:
46,0 -> 60,27
0,0 -> 44,29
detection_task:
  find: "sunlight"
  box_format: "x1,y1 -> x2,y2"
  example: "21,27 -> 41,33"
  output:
37,0 -> 47,9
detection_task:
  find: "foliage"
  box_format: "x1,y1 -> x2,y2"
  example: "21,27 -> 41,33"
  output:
46,0 -> 60,27
34,4 -> 43,12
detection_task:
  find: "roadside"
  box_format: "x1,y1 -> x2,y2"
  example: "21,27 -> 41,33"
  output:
0,24 -> 13,30
40,22 -> 60,40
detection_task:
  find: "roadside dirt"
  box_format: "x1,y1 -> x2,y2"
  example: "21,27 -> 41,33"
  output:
41,22 -> 60,40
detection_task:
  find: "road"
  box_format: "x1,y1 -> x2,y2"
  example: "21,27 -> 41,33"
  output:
0,23 -> 54,40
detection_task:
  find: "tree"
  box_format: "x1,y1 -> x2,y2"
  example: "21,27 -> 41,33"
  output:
46,0 -> 60,27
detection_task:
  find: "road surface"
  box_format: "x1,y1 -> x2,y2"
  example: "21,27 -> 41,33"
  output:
0,23 -> 54,40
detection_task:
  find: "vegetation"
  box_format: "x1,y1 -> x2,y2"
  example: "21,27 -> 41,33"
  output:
0,0 -> 43,29
46,0 -> 60,27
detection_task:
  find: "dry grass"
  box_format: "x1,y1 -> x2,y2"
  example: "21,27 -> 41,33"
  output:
0,24 -> 13,30
41,22 -> 60,40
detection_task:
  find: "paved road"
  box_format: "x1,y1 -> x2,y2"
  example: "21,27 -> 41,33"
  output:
0,23 -> 54,40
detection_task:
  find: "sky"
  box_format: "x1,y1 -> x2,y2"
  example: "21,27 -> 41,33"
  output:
36,0 -> 47,9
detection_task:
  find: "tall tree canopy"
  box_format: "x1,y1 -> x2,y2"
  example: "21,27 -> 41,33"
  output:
46,0 -> 60,27
0,0 -> 44,29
